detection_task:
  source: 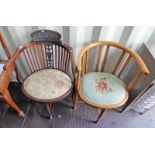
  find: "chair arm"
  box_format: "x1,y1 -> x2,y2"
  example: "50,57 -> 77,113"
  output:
63,44 -> 78,80
3,46 -> 24,71
132,53 -> 150,75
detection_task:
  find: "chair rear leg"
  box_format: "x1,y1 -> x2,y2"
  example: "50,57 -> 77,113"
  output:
95,109 -> 105,123
73,91 -> 79,111
3,89 -> 25,117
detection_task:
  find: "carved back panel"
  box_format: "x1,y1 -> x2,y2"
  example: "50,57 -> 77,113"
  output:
31,30 -> 62,43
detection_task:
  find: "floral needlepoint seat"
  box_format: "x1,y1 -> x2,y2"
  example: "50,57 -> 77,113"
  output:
74,41 -> 150,123
80,72 -> 128,108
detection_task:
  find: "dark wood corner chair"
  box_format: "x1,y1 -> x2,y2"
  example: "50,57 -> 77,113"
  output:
0,32 -> 24,117
74,41 -> 150,123
5,40 -> 76,119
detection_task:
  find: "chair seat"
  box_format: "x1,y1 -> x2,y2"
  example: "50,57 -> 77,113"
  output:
80,72 -> 128,108
23,69 -> 72,102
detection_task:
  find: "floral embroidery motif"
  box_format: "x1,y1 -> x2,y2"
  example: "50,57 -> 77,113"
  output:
96,77 -> 114,94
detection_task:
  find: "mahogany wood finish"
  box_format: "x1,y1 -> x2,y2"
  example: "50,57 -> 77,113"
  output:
74,41 -> 150,123
5,41 -> 76,118
0,32 -> 24,116
31,30 -> 62,43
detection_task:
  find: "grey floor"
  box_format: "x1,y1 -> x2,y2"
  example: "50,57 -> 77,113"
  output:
0,82 -> 155,128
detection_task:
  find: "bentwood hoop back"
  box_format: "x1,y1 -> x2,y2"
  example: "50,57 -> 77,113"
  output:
74,41 -> 150,123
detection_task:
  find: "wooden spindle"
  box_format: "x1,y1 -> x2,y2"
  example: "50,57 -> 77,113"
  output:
25,49 -> 36,72
51,44 -> 54,68
112,49 -> 125,74
127,71 -> 142,90
66,53 -> 70,73
82,55 -> 85,76
55,45 -> 58,69
30,47 -> 38,71
37,45 -> 44,69
101,45 -> 110,71
23,50 -> 33,73
60,47 -> 63,70
118,55 -> 132,78
41,45 -> 47,68
33,46 -> 40,70
96,45 -> 103,72
85,50 -> 89,73
64,49 -> 68,72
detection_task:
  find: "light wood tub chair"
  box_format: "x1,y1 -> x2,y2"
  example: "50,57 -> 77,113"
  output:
74,41 -> 150,123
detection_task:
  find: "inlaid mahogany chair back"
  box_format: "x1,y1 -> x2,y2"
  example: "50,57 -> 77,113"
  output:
31,30 -> 62,44
5,41 -> 76,86
0,32 -> 24,117
74,41 -> 150,123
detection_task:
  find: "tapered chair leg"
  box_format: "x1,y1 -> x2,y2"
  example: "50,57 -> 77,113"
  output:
73,91 -> 79,111
3,90 -> 25,117
46,103 -> 53,120
95,109 -> 105,123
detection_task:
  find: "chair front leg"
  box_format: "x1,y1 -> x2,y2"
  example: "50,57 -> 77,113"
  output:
3,89 -> 25,117
96,109 -> 105,123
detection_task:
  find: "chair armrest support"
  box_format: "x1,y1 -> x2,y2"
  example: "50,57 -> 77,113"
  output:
63,44 -> 78,80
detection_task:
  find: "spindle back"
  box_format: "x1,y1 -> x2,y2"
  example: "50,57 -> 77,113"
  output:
77,41 -> 150,90
5,41 -> 75,81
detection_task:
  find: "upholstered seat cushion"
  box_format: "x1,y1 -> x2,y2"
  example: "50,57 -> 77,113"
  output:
80,72 -> 128,107
23,69 -> 72,101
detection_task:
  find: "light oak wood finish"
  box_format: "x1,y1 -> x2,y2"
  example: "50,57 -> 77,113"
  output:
127,71 -> 142,91
101,45 -> 110,71
85,50 -> 89,73
0,32 -> 24,117
96,45 -> 103,72
75,41 -> 150,123
112,49 -> 125,74
118,55 -> 132,78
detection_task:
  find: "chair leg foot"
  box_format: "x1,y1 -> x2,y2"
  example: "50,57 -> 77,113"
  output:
4,90 -> 24,117
73,91 -> 79,111
18,111 -> 25,117
95,109 -> 105,123
46,104 -> 53,120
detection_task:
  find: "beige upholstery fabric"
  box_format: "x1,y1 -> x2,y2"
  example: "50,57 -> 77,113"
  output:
23,69 -> 72,101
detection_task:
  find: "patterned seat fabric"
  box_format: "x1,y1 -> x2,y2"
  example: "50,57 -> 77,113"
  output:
23,69 -> 72,101
80,72 -> 127,105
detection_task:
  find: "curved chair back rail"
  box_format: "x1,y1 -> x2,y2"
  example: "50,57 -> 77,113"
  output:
5,41 -> 76,81
77,41 -> 150,91
31,30 -> 61,43
78,41 -> 149,75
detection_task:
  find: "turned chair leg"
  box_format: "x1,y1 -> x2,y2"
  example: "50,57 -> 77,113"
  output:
3,89 -> 25,117
46,103 -> 53,120
95,109 -> 105,123
73,91 -> 79,111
